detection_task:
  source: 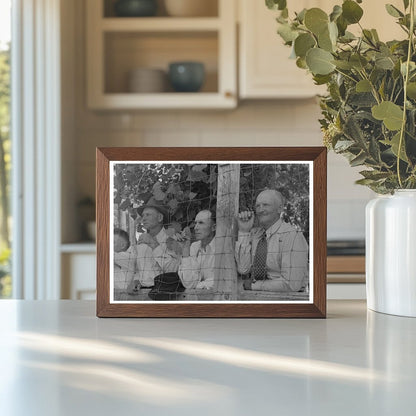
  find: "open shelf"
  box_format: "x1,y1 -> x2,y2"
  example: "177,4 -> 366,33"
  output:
104,31 -> 218,94
101,17 -> 221,31
86,0 -> 236,109
103,0 -> 219,18
61,243 -> 96,253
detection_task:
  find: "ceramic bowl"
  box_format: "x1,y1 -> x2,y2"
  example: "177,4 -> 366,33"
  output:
164,0 -> 217,17
114,0 -> 158,17
128,68 -> 167,93
168,62 -> 205,92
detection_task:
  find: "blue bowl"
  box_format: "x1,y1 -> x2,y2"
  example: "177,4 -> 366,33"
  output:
168,62 -> 205,93
114,0 -> 158,17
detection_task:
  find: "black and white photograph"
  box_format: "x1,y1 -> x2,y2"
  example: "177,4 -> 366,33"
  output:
110,161 -> 312,303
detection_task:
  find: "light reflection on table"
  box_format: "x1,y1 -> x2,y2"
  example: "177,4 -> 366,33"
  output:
0,300 -> 415,416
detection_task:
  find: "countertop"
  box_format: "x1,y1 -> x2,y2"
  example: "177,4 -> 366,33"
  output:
0,300 -> 415,415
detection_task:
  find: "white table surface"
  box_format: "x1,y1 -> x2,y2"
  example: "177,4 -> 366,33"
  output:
0,300 -> 415,416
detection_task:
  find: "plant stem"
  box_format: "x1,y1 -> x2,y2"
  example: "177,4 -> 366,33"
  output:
397,0 -> 415,188
334,68 -> 358,84
358,69 -> 381,104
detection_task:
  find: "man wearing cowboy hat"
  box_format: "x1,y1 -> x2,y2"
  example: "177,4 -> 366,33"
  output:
127,198 -> 180,293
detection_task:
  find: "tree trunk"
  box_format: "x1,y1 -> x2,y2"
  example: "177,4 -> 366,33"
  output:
0,131 -> 9,248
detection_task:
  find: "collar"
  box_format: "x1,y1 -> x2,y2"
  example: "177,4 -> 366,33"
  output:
264,218 -> 283,238
196,237 -> 215,255
155,227 -> 167,243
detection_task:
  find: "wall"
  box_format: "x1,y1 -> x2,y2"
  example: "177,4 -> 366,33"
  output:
62,0 -> 374,243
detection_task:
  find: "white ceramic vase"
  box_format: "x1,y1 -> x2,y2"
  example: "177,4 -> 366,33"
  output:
366,190 -> 416,317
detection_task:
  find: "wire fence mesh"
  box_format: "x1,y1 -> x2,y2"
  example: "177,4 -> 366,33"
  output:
112,162 -> 310,302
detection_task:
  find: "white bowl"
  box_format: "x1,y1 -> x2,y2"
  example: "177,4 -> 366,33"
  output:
128,68 -> 167,93
164,0 -> 217,17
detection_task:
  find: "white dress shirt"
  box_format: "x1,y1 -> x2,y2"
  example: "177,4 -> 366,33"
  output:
134,228 -> 180,287
178,238 -> 216,290
114,247 -> 136,290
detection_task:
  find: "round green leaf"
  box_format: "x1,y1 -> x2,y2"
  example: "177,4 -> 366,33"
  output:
371,101 -> 404,131
333,60 -> 353,70
306,48 -> 335,75
407,82 -> 416,99
356,79 -> 372,92
339,31 -> 356,43
401,61 -> 416,76
304,8 -> 329,35
266,0 -> 287,11
342,0 -> 363,24
277,23 -> 298,43
296,8 -> 307,23
328,21 -> 338,43
375,56 -> 395,70
296,57 -> 308,69
317,22 -> 338,52
388,132 -> 408,162
318,28 -> 333,52
330,5 -> 342,22
313,74 -> 332,85
294,33 -> 316,58
350,54 -> 368,70
336,15 -> 348,36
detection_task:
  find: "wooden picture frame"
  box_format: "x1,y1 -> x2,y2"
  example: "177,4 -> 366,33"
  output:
96,147 -> 327,318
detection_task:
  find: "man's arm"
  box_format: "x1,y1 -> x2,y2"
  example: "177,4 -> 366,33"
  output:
235,232 -> 252,274
134,243 -> 162,288
178,246 -> 202,289
234,211 -> 256,274
153,244 -> 180,273
279,230 -> 309,292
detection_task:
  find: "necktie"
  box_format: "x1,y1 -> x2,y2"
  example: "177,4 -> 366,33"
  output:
252,231 -> 267,280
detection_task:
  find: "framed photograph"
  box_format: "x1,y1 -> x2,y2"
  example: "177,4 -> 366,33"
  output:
96,147 -> 326,318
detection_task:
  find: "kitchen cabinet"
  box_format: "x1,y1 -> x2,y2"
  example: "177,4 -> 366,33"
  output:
238,0 -> 325,99
238,0 -> 404,99
61,245 -> 96,300
326,255 -> 366,300
86,0 -> 237,109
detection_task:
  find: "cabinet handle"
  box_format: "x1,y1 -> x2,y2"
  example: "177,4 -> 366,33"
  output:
224,91 -> 234,99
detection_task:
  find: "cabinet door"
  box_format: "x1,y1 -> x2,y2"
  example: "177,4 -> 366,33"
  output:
239,0 -> 404,99
62,253 -> 96,300
239,0 -> 326,99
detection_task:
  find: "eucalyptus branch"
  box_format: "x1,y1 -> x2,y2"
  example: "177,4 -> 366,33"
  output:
267,0 -> 416,193
334,68 -> 358,84
390,79 -> 398,101
393,85 -> 404,103
358,69 -> 381,104
359,23 -> 378,49
398,24 -> 410,35
397,0 -> 415,188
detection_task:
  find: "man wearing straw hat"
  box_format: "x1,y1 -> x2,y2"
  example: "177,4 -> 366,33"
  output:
127,197 -> 180,293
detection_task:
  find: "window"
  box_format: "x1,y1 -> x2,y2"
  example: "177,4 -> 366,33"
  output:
0,0 -> 11,298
